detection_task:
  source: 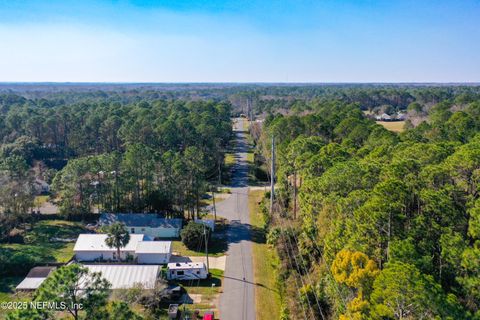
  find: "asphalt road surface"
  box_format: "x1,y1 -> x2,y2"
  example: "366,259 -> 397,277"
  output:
217,118 -> 256,320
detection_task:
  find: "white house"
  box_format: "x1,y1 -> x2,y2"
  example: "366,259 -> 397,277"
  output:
81,265 -> 161,289
73,234 -> 172,263
167,262 -> 208,280
380,113 -> 392,121
100,213 -> 183,238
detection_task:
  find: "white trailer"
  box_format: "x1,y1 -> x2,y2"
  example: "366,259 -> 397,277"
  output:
167,262 -> 208,280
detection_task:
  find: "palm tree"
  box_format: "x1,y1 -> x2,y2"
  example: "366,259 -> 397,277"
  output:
105,222 -> 130,261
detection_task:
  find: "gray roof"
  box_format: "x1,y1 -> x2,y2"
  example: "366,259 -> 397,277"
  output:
100,213 -> 183,229
26,266 -> 56,278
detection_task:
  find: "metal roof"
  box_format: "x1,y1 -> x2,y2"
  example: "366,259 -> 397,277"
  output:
100,213 -> 183,228
82,264 -> 160,289
136,241 -> 172,254
73,234 -> 145,252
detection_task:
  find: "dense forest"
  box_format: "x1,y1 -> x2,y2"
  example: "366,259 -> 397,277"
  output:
0,92 -> 231,241
1,84 -> 480,319
256,94 -> 480,318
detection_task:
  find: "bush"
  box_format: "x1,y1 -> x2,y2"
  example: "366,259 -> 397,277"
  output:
180,221 -> 210,250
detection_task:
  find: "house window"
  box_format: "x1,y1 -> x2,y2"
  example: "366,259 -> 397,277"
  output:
131,228 -> 135,233
177,271 -> 184,276
141,228 -> 145,231
196,271 -> 200,274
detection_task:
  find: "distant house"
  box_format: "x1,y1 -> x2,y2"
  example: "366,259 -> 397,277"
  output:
396,113 -> 406,120
194,219 -> 215,232
16,266 -> 56,291
34,178 -> 50,194
100,213 -> 182,238
73,234 -> 172,263
167,262 -> 208,280
81,265 -> 161,289
380,113 -> 392,121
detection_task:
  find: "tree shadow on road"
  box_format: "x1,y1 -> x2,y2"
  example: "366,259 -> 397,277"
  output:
226,220 -> 265,245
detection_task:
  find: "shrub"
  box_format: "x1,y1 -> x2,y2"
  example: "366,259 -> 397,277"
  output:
180,221 -> 210,250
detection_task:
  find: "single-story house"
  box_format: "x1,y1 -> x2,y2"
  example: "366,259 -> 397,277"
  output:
194,219 -> 215,232
380,113 -> 392,121
73,234 -> 171,263
16,266 -> 56,291
81,265 -> 161,289
100,213 -> 183,238
167,262 -> 208,280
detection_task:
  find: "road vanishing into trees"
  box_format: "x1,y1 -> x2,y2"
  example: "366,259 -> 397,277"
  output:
217,118 -> 256,320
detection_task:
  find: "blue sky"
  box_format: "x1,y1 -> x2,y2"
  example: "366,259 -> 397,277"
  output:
0,0 -> 479,82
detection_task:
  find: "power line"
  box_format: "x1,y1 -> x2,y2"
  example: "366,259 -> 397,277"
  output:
277,181 -> 348,310
275,219 -> 311,320
277,216 -> 326,320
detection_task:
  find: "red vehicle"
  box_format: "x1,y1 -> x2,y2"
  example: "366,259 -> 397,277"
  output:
203,312 -> 214,320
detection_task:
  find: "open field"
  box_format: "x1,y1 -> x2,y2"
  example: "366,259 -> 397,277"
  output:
0,220 -> 84,318
0,220 -> 84,275
249,190 -> 281,320
377,120 -> 406,132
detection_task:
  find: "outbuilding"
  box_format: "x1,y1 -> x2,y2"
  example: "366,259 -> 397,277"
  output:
136,241 -> 172,264
167,262 -> 208,280
81,265 -> 161,289
16,266 -> 56,291
100,213 -> 183,238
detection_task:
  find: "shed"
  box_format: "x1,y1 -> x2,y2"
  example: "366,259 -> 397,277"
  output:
167,262 -> 208,280
82,265 -> 160,289
136,241 -> 172,264
100,213 -> 183,238
16,266 -> 56,291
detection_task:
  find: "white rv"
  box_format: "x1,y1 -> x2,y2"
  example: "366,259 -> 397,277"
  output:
167,262 -> 208,280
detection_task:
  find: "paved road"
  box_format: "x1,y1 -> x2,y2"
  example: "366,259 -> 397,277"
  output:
218,118 -> 256,320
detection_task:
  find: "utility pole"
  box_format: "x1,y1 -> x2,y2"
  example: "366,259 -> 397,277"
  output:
204,224 -> 210,273
270,136 -> 275,215
212,187 -> 217,221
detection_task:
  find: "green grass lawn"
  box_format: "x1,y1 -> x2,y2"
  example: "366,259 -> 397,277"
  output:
0,277 -> 32,319
179,269 -> 223,319
171,237 -> 227,258
0,220 -> 85,319
0,220 -> 85,310
378,120 -> 405,132
33,195 -> 50,208
249,190 -> 281,320
4,219 -> 84,263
